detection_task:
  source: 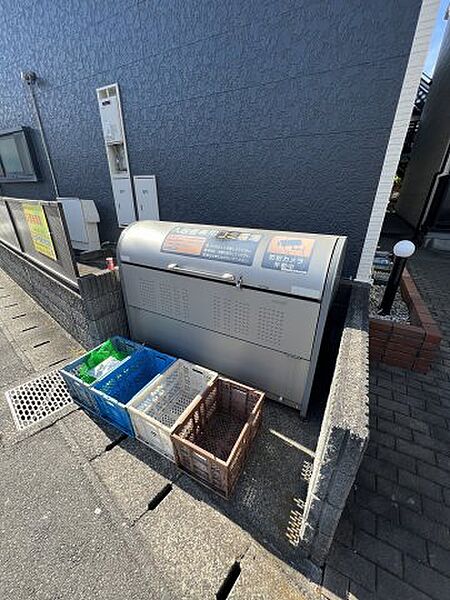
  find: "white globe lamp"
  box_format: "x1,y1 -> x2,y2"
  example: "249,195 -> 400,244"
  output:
379,239 -> 416,315
393,240 -> 416,258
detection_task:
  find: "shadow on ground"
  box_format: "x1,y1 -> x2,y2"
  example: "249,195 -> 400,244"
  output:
96,285 -> 349,582
124,399 -> 321,573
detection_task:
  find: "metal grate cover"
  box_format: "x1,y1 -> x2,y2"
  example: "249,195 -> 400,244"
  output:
6,370 -> 73,431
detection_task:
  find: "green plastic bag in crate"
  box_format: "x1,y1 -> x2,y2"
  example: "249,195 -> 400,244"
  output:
78,339 -> 128,384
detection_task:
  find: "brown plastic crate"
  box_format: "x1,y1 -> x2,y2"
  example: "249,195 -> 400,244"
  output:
171,377 -> 264,498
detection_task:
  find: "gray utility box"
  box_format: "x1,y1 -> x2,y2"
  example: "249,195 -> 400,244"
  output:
118,221 -> 346,416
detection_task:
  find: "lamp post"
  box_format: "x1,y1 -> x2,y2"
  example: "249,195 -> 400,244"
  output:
378,240 -> 416,316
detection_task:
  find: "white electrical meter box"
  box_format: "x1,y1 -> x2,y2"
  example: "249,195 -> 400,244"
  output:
97,84 -> 136,228
118,221 -> 347,416
59,197 -> 101,252
98,95 -> 123,144
111,177 -> 136,226
134,175 -> 160,221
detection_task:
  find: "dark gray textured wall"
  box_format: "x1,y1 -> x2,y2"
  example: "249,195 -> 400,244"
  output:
0,1 -> 421,276
396,23 -> 450,228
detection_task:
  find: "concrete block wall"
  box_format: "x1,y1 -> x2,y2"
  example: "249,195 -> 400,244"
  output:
0,242 -> 128,348
77,269 -> 129,346
301,285 -> 370,565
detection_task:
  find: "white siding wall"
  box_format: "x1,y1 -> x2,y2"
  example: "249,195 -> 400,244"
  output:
356,0 -> 440,282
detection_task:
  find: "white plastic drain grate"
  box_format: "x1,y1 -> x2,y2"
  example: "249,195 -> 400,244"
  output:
6,370 -> 73,431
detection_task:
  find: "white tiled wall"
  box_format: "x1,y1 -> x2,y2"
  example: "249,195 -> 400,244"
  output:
356,0 -> 441,282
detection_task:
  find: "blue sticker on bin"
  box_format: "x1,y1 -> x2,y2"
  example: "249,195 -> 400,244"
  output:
161,226 -> 261,266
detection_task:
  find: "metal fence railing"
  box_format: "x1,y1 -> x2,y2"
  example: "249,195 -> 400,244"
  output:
0,199 -> 21,250
0,197 -> 79,286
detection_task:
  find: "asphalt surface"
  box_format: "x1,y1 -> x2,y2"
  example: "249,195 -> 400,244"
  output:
0,427 -> 163,600
0,268 -> 318,599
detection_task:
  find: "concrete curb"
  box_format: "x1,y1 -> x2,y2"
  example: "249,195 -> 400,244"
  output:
301,285 -> 370,565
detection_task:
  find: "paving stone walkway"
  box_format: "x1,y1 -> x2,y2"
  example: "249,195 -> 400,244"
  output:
321,248 -> 450,600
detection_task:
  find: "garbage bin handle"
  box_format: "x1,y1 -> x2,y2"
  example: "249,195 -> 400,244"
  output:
167,263 -> 238,284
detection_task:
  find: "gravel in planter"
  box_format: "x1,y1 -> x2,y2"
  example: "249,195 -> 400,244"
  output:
369,284 -> 410,324
372,267 -> 391,285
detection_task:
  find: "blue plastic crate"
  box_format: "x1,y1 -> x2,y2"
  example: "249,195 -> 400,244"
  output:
92,348 -> 176,436
59,336 -> 144,415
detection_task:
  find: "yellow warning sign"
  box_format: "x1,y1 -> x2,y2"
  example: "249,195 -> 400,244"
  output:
23,203 -> 57,261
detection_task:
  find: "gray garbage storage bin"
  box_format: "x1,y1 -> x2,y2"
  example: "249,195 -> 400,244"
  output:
118,221 -> 346,416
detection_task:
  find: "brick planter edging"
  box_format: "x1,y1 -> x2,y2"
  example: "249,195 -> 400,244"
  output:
369,268 -> 442,373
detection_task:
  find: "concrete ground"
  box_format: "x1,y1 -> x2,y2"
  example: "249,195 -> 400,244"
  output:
2,247 -> 449,600
322,248 -> 450,600
0,268 -> 321,599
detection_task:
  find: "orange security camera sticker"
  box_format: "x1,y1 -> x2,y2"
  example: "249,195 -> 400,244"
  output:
262,236 -> 315,273
267,236 -> 315,257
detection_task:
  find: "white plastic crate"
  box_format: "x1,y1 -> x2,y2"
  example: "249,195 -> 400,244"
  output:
127,359 -> 217,460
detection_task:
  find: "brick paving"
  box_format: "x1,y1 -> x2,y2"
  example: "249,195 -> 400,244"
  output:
321,249 -> 450,600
